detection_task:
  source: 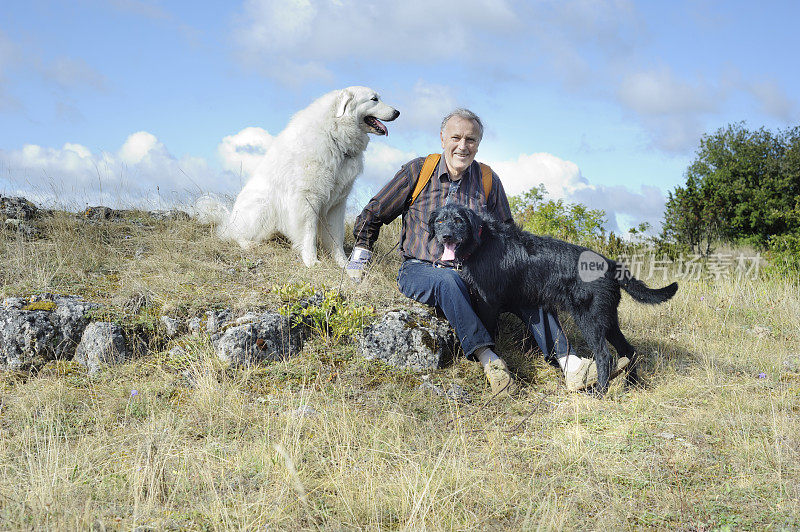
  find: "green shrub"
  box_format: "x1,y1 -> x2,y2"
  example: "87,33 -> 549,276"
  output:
509,184 -> 650,260
273,282 -> 375,343
765,233 -> 800,277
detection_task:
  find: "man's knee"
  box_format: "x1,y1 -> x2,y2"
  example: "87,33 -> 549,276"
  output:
433,268 -> 468,298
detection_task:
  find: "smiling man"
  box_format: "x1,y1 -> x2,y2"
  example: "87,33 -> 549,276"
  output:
348,109 -> 627,395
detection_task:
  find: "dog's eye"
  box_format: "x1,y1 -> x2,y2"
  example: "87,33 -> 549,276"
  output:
370,96 -> 378,101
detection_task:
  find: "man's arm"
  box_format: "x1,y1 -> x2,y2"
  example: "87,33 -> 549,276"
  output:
352,161 -> 416,250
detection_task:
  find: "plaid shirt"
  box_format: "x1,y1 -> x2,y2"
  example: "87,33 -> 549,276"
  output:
353,154 -> 513,263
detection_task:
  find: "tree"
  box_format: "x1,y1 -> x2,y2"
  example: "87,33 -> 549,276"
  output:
510,184 -> 607,248
662,123 -> 800,254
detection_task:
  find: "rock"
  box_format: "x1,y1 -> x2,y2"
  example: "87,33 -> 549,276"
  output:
206,309 -> 232,334
74,322 -> 128,375
83,206 -> 118,220
3,218 -> 39,240
160,316 -> 180,338
187,316 -> 203,334
445,383 -> 471,402
0,195 -> 39,220
0,295 -> 100,370
148,209 -> 190,221
168,345 -> 187,359
417,376 -> 472,402
211,312 -> 304,367
235,312 -> 261,325
358,309 -> 456,370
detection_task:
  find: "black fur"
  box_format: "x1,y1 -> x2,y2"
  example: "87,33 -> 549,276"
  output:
429,204 -> 678,394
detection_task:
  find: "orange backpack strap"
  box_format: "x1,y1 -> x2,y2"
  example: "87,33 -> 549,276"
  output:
409,153 -> 494,205
410,154 -> 441,206
479,163 -> 493,203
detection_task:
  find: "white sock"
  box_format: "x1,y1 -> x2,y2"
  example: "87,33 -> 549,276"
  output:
475,346 -> 500,369
557,353 -> 584,374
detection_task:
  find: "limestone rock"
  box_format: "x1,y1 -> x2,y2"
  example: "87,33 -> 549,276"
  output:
206,309 -> 232,334
358,309 -> 456,370
211,312 -> 304,367
160,316 -> 180,338
0,195 -> 39,220
74,322 -> 128,375
0,295 -> 100,369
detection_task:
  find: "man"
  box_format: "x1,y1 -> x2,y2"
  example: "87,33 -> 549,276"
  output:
347,109 -> 627,395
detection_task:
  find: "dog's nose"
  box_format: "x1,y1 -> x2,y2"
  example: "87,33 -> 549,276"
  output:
391,109 -> 400,119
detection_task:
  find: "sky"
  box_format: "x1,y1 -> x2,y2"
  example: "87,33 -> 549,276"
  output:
1,0 -> 798,234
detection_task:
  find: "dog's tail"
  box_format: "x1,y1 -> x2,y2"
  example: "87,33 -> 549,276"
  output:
611,262 -> 678,304
192,193 -> 230,226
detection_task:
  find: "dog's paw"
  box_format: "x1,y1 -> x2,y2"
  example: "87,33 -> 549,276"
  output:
301,255 -> 320,268
333,253 -> 348,268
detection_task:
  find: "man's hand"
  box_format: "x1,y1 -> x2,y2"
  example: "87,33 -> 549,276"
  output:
346,247 -> 372,283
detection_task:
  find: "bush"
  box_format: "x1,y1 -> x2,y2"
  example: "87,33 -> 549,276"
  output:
509,184 -> 651,260
765,233 -> 800,277
273,282 -> 375,343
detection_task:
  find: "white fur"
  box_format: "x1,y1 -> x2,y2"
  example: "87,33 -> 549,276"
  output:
196,86 -> 398,267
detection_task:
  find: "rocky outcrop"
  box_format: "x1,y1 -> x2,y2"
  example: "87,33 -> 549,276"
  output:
0,195 -> 39,220
358,309 -> 457,370
83,206 -> 190,221
1,195 -> 41,240
0,295 -> 100,370
211,312 -> 304,367
74,322 -> 128,375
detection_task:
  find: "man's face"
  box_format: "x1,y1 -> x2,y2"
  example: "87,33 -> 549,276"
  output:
440,116 -> 481,179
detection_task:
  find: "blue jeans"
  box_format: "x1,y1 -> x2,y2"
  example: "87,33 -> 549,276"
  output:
397,260 -> 571,360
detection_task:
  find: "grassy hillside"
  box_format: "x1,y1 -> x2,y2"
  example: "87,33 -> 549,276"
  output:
0,211 -> 798,530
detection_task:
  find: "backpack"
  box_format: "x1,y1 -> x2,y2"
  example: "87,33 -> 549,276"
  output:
409,153 -> 494,205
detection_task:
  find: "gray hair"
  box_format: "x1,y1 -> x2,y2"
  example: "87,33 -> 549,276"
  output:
440,108 -> 484,140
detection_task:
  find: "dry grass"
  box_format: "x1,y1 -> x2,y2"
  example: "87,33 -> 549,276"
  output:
0,210 -> 799,530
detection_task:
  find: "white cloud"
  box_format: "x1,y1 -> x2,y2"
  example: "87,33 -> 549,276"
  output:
119,131 -> 164,164
347,141 -> 416,213
0,132 -> 226,209
488,152 -> 589,198
569,183 -> 666,234
488,151 -> 665,233
395,81 -> 458,134
217,127 -> 274,177
615,67 -> 722,152
233,0 -> 519,81
617,67 -> 719,117
361,141 -> 416,187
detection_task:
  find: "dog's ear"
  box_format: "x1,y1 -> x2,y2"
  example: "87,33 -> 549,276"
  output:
335,89 -> 354,118
464,207 -> 483,245
427,210 -> 439,238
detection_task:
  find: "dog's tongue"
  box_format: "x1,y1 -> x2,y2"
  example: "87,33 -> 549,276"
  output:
441,242 -> 456,262
368,116 -> 388,135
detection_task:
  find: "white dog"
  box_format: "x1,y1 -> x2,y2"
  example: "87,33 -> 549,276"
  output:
197,86 -> 399,266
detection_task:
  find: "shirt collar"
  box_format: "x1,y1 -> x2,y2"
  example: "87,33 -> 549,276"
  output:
437,152 -> 477,183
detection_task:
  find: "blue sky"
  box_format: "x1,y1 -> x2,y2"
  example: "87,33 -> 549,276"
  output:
1,0 -> 798,234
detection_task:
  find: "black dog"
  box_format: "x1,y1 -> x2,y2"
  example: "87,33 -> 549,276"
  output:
429,204 -> 678,395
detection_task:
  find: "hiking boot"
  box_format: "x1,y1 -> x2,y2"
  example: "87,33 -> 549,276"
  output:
565,356 -> 630,392
484,359 -> 519,396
